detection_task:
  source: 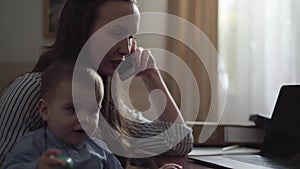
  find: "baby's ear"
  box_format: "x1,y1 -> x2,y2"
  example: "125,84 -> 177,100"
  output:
38,98 -> 49,121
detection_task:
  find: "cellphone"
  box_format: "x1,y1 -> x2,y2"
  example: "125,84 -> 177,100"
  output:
118,53 -> 136,81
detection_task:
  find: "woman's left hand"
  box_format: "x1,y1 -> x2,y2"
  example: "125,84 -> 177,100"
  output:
159,163 -> 183,169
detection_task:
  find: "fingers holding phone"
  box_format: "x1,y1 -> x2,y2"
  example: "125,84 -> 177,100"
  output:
118,48 -> 157,81
132,47 -> 156,70
130,39 -> 156,71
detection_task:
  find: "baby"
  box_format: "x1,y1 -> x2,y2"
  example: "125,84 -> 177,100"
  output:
2,59 -> 182,169
2,60 -> 122,169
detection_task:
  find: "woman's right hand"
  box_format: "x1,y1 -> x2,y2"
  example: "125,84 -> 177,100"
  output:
129,40 -> 158,77
36,149 -> 65,169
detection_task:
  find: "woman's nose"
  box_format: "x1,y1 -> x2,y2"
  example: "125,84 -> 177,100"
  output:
118,39 -> 131,55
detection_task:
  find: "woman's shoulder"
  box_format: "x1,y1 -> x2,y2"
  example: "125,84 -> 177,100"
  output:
1,72 -> 42,98
0,72 -> 42,95
5,72 -> 42,92
0,72 -> 42,107
15,72 -> 42,83
7,72 -> 42,92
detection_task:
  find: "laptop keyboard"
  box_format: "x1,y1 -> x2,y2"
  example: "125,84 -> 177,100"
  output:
225,155 -> 300,169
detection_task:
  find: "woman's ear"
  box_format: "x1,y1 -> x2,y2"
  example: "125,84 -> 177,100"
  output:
38,98 -> 49,121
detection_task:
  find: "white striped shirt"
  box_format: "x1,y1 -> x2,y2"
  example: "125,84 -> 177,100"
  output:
0,72 -> 193,166
0,73 -> 44,166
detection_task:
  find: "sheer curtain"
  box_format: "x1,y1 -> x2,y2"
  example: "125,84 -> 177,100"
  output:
219,0 -> 300,124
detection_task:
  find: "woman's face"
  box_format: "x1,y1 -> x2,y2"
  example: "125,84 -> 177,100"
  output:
90,1 -> 140,76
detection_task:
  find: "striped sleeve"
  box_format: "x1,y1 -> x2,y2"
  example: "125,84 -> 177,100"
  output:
123,104 -> 194,156
0,73 -> 44,166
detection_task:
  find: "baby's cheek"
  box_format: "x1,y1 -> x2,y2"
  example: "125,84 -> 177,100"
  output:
84,119 -> 98,135
90,119 -> 99,132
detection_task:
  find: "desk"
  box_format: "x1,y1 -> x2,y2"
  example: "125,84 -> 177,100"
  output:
155,156 -> 214,169
129,156 -> 214,169
128,146 -> 261,168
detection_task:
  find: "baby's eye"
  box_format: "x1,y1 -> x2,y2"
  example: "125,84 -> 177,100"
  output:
89,107 -> 100,114
66,106 -> 78,114
67,106 -> 75,112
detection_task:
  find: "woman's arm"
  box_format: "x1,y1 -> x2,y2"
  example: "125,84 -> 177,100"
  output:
122,105 -> 193,156
132,47 -> 186,125
140,68 -> 185,125
0,73 -> 44,166
122,42 -> 194,156
130,119 -> 193,156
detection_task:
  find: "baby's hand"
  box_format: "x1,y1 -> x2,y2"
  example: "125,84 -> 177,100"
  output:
159,163 -> 183,169
36,149 -> 65,169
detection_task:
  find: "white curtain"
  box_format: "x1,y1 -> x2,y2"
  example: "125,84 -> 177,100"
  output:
219,0 -> 300,124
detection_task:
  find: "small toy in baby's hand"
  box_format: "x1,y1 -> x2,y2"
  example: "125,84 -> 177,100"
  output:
54,155 -> 74,169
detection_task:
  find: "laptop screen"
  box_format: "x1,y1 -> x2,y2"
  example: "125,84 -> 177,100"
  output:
260,85 -> 300,158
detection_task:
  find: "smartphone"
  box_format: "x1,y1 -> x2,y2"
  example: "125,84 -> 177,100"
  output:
118,53 -> 136,81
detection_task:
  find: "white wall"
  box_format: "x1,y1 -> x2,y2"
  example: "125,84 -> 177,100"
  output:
134,0 -> 168,50
0,0 -> 52,63
0,0 -> 168,63
139,0 -> 168,12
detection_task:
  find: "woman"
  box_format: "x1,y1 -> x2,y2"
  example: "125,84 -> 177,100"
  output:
0,0 -> 193,167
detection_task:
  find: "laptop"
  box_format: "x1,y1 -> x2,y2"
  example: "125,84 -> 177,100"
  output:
189,85 -> 300,169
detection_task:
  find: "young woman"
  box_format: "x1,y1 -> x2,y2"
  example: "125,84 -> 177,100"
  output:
0,0 -> 193,168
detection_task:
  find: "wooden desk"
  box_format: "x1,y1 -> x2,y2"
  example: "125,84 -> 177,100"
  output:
155,156 -> 214,169
129,156 -> 214,169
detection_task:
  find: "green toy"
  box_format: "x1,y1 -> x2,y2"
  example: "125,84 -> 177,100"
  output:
54,155 -> 74,169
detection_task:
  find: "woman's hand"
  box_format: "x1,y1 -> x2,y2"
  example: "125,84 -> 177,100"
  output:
159,163 -> 183,169
129,40 -> 158,79
36,149 -> 65,169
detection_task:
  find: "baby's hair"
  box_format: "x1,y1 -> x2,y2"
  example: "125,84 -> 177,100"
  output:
41,59 -> 104,103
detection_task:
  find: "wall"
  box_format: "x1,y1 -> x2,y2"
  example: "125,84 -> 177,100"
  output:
0,0 -> 168,89
0,0 -> 168,62
0,0 -> 52,88
0,0 -> 52,63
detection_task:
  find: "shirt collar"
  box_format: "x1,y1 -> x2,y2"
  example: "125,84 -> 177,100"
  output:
46,128 -> 87,151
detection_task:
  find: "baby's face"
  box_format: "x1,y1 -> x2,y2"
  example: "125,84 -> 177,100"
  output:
45,79 -> 101,145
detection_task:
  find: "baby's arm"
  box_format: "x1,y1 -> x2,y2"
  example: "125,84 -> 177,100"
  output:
36,149 -> 65,169
2,130 -> 65,169
3,148 -> 65,169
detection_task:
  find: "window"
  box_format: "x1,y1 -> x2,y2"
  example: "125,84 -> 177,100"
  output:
219,0 -> 300,123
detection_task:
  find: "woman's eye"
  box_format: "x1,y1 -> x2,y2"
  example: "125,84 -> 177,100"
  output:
111,29 -> 124,37
128,35 -> 136,40
112,31 -> 121,36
